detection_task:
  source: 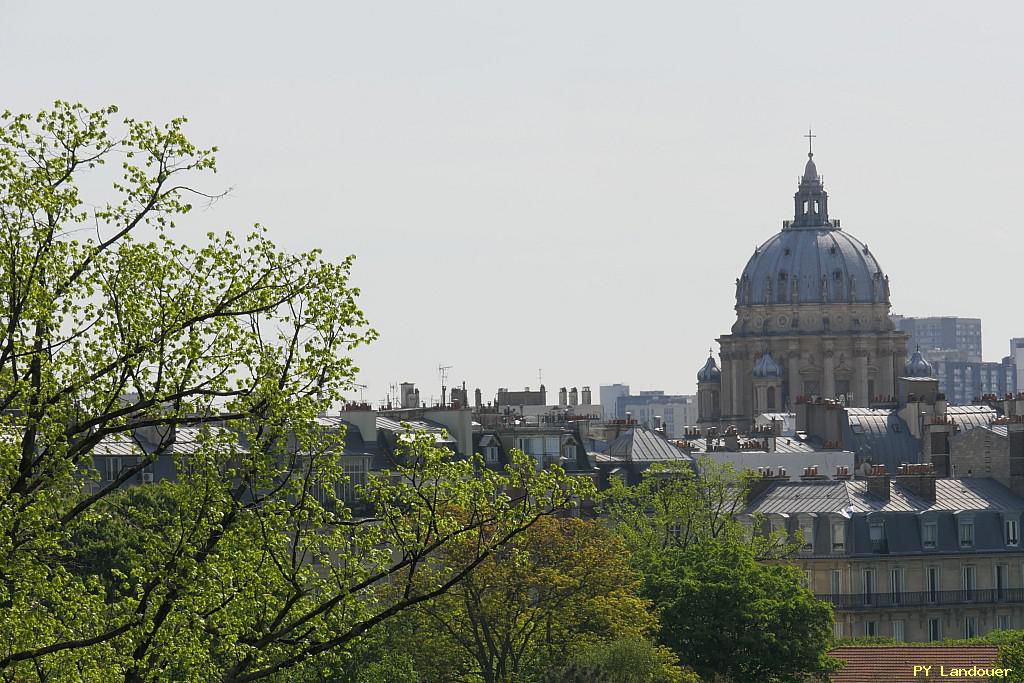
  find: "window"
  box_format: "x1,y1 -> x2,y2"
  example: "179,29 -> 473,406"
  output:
339,457 -> 369,503
799,518 -> 814,553
996,565 -> 1009,601
830,569 -> 842,596
869,521 -> 886,552
801,570 -> 812,589
862,569 -> 876,605
864,620 -> 877,637
564,444 -> 577,460
928,617 -> 942,642
831,520 -> 846,552
962,565 -> 977,601
960,519 -> 975,548
104,457 -> 122,482
1007,519 -> 1019,547
927,567 -> 940,603
890,568 -> 905,605
998,615 -> 1012,631
483,446 -> 499,464
892,619 -> 905,642
964,616 -> 978,639
923,521 -> 937,549
833,622 -> 844,639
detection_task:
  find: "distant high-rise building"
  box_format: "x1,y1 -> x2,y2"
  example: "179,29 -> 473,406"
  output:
893,316 -> 982,363
1012,338 -> 1024,393
599,384 -> 630,419
616,391 -> 698,439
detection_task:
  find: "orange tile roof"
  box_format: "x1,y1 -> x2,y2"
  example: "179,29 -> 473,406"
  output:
828,646 -> 1002,682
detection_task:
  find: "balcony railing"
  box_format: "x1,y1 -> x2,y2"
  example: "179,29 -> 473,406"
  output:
817,588 -> 1024,610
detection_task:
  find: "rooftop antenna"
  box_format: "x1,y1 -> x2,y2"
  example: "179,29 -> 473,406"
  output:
438,364 -> 452,408
538,368 -> 543,386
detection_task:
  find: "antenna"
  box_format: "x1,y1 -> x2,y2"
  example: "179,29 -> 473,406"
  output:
438,364 -> 453,407
538,368 -> 543,386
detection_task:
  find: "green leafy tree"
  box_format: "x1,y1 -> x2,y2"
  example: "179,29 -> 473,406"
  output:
602,461 -> 835,683
0,101 -> 587,681
546,636 -> 698,683
405,516 -> 667,683
645,540 -> 837,683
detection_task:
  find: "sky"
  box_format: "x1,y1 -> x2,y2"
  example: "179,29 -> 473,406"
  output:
3,1 -> 1024,407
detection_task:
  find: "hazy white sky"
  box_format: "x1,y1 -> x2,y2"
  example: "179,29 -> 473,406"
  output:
4,1 -> 1023,405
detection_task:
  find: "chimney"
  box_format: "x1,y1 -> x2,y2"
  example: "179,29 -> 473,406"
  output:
866,464 -> 891,502
746,467 -> 790,504
723,426 -> 739,451
474,388 -> 482,408
800,465 -> 827,481
558,387 -> 568,407
834,465 -> 852,481
581,386 -> 592,405
896,462 -> 937,503
539,384 -> 546,405
569,387 -> 579,406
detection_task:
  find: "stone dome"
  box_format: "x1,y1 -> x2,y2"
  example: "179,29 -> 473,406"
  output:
736,228 -> 887,306
752,351 -> 784,379
697,354 -> 721,383
905,347 -> 933,377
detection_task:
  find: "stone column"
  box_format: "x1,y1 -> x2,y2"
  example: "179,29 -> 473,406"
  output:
879,345 -> 895,400
823,350 -> 836,398
854,349 -> 869,408
788,349 -> 801,408
731,353 -> 744,418
719,351 -> 733,422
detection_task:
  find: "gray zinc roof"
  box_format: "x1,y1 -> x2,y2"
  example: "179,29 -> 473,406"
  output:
946,405 -> 998,431
608,427 -> 692,462
842,408 -> 918,472
748,477 -> 1024,515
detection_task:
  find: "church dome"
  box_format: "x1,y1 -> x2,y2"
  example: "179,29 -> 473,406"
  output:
735,152 -> 889,307
697,354 -> 721,383
752,351 -> 784,379
905,347 -> 933,377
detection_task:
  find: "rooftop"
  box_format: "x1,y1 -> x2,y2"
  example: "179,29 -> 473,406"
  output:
748,477 -> 1024,515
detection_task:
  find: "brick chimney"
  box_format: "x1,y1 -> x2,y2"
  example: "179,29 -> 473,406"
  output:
834,465 -> 852,481
865,464 -> 891,502
746,467 -> 789,504
895,462 -> 937,503
800,466 -> 827,481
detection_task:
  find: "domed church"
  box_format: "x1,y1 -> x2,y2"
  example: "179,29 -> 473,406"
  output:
697,141 -> 909,431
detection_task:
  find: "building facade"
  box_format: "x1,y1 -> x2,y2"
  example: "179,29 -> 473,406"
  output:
746,467 -> 1024,641
698,148 -> 908,432
616,391 -> 698,439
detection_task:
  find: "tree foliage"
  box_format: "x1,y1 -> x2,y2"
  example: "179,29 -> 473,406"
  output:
602,461 -> 835,683
404,516 -> 671,683
0,101 -> 587,681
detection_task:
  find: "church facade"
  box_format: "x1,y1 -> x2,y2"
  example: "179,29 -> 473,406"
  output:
698,146 -> 909,431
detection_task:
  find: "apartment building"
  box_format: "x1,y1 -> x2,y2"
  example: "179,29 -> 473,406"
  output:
745,465 -> 1024,641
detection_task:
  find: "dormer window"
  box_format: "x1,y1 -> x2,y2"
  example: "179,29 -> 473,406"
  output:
1006,518 -> 1019,547
922,520 -> 937,549
831,519 -> 846,552
960,518 -> 975,548
799,516 -> 814,553
869,520 -> 887,553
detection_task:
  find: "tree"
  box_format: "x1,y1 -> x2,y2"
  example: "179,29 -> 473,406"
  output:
405,516 -> 668,683
644,540 -> 836,683
0,102 -> 588,680
544,637 -> 698,683
602,462 -> 835,683
601,459 -> 787,563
